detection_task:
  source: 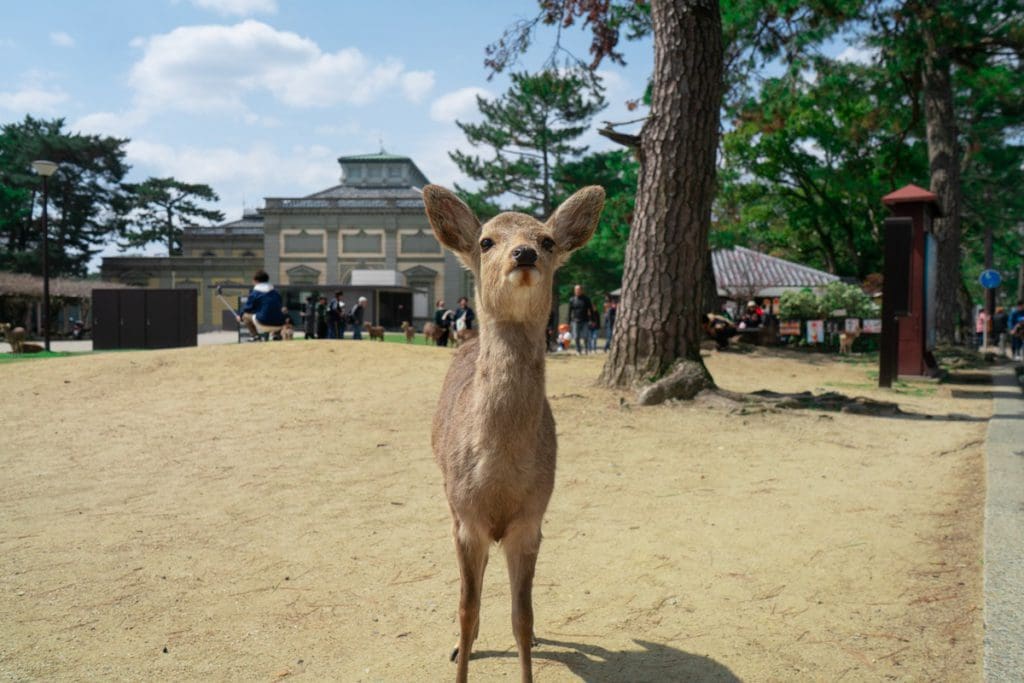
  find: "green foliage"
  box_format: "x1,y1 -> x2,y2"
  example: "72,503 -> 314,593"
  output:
818,281 -> 878,317
0,116 -> 131,277
119,177 -> 224,256
553,149 -> 637,299
781,282 -> 877,319
779,289 -> 825,319
715,56 -> 928,279
450,69 -> 605,217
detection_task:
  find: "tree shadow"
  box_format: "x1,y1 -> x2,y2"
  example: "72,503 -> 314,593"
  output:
740,389 -> 988,422
471,636 -> 741,682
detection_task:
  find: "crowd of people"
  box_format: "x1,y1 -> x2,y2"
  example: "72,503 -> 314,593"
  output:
977,300 -> 1024,360
235,271 -> 370,342
552,284 -> 617,354
298,291 -> 367,340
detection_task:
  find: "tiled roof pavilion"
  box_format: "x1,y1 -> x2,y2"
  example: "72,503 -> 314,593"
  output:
713,246 -> 840,298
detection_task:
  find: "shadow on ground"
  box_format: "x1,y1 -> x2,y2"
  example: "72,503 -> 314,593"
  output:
471,637 -> 741,682
740,389 -> 988,422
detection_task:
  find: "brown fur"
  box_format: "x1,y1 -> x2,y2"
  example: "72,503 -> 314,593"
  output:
401,321 -> 416,343
423,184 -> 604,682
363,322 -> 385,341
422,321 -> 439,344
2,323 -> 27,354
839,331 -> 858,354
452,326 -> 478,347
19,341 -> 44,353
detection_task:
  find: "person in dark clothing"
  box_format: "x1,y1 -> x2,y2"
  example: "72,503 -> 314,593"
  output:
568,284 -> 593,355
1009,301 -> 1024,359
738,301 -> 763,329
433,299 -> 451,347
454,296 -> 475,337
237,270 -> 287,340
327,290 -> 346,339
315,296 -> 328,339
301,295 -> 317,339
350,296 -> 366,340
704,313 -> 738,350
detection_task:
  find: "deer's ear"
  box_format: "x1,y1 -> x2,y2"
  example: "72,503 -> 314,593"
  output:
422,185 -> 481,269
548,186 -> 605,260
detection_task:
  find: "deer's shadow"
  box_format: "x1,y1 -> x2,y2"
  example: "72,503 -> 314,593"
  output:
471,636 -> 741,682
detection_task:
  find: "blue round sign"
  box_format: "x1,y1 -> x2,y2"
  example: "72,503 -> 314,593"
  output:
979,269 -> 1002,289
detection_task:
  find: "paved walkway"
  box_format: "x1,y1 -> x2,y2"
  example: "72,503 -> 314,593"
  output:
984,364 -> 1024,681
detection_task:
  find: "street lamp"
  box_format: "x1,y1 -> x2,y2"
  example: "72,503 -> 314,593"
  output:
32,160 -> 58,352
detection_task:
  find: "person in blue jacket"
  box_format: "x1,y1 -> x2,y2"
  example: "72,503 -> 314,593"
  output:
237,270 -> 287,340
1009,300 -> 1024,360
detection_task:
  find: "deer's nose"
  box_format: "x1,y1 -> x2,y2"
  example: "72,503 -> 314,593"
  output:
511,245 -> 538,266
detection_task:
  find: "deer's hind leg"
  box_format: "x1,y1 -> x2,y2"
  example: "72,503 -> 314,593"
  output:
502,521 -> 542,683
450,518 -> 490,681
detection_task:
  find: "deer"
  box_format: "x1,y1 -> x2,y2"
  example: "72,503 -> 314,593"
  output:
422,184 -> 604,683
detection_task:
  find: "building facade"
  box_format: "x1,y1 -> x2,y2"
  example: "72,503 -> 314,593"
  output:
101,153 -> 468,332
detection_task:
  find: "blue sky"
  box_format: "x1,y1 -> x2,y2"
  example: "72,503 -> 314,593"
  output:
2,0 -> 655,261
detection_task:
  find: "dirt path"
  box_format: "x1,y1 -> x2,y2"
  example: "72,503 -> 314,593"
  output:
0,343 -> 988,681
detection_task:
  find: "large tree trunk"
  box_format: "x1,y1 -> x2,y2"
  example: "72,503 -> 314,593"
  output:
921,12 -> 963,344
599,0 -> 722,403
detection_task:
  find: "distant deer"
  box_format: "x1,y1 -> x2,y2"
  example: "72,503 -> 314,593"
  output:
422,184 -> 604,682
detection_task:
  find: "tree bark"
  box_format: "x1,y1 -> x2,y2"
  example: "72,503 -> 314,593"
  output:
599,0 -> 722,401
921,10 -> 963,344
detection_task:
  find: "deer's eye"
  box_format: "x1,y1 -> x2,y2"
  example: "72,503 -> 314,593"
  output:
480,237 -> 494,251
541,237 -> 556,252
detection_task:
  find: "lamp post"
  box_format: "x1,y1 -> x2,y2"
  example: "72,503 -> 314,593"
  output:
32,160 -> 58,352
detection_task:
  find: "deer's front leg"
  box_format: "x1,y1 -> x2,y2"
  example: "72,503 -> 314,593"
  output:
503,522 -> 542,683
451,519 -> 489,682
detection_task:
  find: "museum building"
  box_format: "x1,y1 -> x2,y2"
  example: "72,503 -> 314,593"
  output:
101,153 -> 468,332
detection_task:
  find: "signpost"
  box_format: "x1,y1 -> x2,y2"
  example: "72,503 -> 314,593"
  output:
980,269 -> 1002,290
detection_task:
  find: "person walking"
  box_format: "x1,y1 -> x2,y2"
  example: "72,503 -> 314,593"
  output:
350,296 -> 367,340
327,291 -> 346,339
301,295 -> 317,339
587,303 -> 600,353
454,296 -> 475,340
568,284 -> 593,355
433,299 -> 451,347
315,296 -> 328,339
993,306 -> 1009,356
1009,301 -> 1024,360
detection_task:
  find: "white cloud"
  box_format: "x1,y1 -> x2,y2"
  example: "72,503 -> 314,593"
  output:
49,32 -> 75,48
128,21 -> 434,114
72,109 -> 149,137
0,87 -> 69,114
401,71 -> 435,103
836,46 -> 877,65
429,87 -> 491,123
189,0 -> 277,16
125,138 -> 339,203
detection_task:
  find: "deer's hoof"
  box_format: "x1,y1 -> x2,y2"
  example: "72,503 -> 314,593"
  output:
450,646 -> 459,662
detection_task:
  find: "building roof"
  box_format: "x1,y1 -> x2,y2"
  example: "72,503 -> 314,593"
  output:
713,246 -> 840,295
882,183 -> 939,206
184,211 -> 264,237
337,152 -> 414,162
305,185 -> 423,201
0,271 -> 135,299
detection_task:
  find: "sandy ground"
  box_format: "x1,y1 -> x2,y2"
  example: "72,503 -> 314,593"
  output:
0,340 -> 989,682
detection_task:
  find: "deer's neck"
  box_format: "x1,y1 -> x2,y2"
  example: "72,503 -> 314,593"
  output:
473,318 -> 548,423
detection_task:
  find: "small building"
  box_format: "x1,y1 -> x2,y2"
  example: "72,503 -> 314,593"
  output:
712,246 -> 840,313
101,152 -> 468,332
